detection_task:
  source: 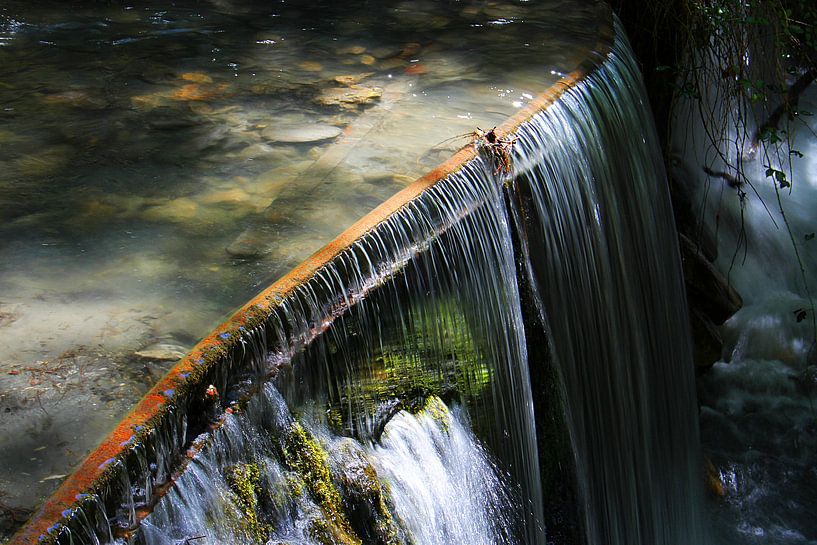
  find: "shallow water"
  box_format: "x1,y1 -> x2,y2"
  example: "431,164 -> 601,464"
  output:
0,0 -> 606,537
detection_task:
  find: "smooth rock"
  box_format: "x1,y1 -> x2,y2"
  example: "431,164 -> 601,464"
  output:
134,343 -> 188,362
298,61 -> 323,72
262,124 -> 342,143
42,90 -> 108,110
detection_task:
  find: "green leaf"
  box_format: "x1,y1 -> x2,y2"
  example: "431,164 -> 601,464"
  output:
806,233 -> 815,241
790,150 -> 804,158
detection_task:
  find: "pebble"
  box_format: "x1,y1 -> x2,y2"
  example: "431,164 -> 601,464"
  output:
333,73 -> 374,86
179,72 -> 213,84
299,61 -> 323,72
338,45 -> 367,55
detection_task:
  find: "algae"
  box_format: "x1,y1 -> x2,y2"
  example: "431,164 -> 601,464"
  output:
225,462 -> 268,542
282,423 -> 362,545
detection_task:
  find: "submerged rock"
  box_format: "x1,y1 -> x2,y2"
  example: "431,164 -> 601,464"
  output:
133,343 -> 188,362
178,71 -> 213,84
281,423 -> 363,545
262,124 -> 343,144
333,73 -> 374,87
42,90 -> 108,110
314,85 -> 382,109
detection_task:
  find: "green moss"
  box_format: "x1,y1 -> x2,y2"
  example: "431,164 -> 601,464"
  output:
329,299 -> 494,435
332,440 -> 403,545
282,423 -> 362,545
225,462 -> 268,542
408,395 -> 451,433
284,473 -> 306,498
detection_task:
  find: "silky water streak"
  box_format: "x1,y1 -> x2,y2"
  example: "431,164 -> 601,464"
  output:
510,21 -> 709,545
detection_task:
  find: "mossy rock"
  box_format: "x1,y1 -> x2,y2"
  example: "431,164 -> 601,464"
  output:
330,439 -> 404,545
281,423 -> 362,545
225,462 -> 269,543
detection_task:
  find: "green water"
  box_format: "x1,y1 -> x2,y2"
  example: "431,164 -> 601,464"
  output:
0,0 -> 605,537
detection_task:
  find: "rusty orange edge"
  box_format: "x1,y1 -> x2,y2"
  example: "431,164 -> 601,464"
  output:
10,8 -> 613,545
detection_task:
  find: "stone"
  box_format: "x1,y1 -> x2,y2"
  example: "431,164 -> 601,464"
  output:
169,83 -> 229,102
329,439 -> 401,545
14,145 -> 74,178
262,124 -> 342,144
133,343 -> 188,362
42,90 -> 108,110
359,54 -> 376,66
703,456 -> 725,498
333,73 -> 374,86
179,71 -> 213,84
337,45 -> 367,55
299,61 -> 323,72
404,63 -> 427,76
314,85 -> 382,109
399,43 -> 422,58
226,234 -> 271,259
130,91 -> 170,110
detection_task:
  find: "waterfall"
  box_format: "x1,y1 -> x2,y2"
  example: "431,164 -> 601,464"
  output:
29,17 -> 708,545
128,122 -> 546,543
510,21 -> 708,545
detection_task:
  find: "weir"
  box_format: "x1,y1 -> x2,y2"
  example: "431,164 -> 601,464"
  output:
8,12 -> 707,545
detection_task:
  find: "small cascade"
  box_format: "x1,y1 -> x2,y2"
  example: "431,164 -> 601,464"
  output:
372,402 -> 518,545
140,386 -> 517,545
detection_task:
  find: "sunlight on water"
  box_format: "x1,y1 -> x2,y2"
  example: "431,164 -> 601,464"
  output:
0,0 -> 606,528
